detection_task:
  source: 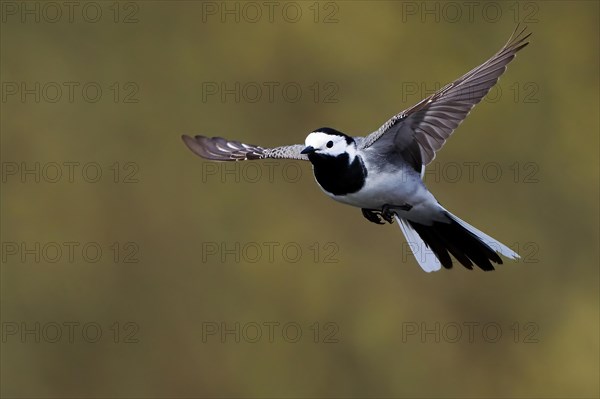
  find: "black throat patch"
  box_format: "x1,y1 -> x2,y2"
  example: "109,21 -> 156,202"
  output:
308,152 -> 367,196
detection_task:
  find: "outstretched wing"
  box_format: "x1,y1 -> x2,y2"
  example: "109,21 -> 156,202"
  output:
182,135 -> 309,161
360,25 -> 531,165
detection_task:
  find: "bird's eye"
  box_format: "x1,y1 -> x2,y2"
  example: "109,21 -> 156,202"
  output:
326,141 -> 334,148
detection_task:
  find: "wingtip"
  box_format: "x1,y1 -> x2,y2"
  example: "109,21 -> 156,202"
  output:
181,134 -> 201,150
507,24 -> 532,50
181,134 -> 212,159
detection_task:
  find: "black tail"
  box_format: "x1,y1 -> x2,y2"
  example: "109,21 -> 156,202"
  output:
409,214 -> 503,271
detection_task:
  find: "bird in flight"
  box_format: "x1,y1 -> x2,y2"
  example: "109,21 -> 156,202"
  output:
183,26 -> 531,272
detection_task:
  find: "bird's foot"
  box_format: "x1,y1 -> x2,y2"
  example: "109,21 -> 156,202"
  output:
381,203 -> 413,224
361,208 -> 385,225
381,204 -> 395,224
363,204 -> 413,225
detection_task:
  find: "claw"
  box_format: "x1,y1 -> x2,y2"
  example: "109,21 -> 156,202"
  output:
363,204 -> 413,225
361,208 -> 385,225
381,203 -> 413,224
381,204 -> 395,224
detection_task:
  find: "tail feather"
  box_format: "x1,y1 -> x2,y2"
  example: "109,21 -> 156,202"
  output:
444,210 -> 520,260
395,210 -> 519,272
397,217 -> 441,272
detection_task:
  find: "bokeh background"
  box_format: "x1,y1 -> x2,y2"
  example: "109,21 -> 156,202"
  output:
1,1 -> 598,398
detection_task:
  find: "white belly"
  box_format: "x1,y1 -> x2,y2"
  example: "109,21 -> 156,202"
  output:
314,165 -> 442,224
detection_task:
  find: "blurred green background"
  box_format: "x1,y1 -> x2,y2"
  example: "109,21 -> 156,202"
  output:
1,1 -> 598,398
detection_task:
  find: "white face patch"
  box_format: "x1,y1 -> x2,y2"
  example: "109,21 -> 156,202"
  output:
304,132 -> 356,160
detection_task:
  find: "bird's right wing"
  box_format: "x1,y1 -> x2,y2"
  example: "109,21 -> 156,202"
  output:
182,135 -> 309,161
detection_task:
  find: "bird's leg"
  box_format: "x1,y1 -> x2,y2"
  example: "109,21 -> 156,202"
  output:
381,203 -> 413,224
364,204 -> 413,225
380,205 -> 395,224
361,208 -> 385,225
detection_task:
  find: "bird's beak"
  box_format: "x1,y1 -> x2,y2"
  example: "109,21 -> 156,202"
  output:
301,146 -> 315,155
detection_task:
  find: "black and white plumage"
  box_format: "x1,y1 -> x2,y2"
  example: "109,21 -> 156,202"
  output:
182,26 -> 531,272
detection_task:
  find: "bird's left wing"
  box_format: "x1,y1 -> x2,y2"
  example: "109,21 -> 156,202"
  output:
182,135 -> 309,161
359,25 -> 531,165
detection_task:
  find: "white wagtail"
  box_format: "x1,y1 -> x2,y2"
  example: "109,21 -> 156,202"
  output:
183,26 -> 530,272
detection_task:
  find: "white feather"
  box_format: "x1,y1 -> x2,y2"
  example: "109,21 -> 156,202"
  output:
395,215 -> 442,272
